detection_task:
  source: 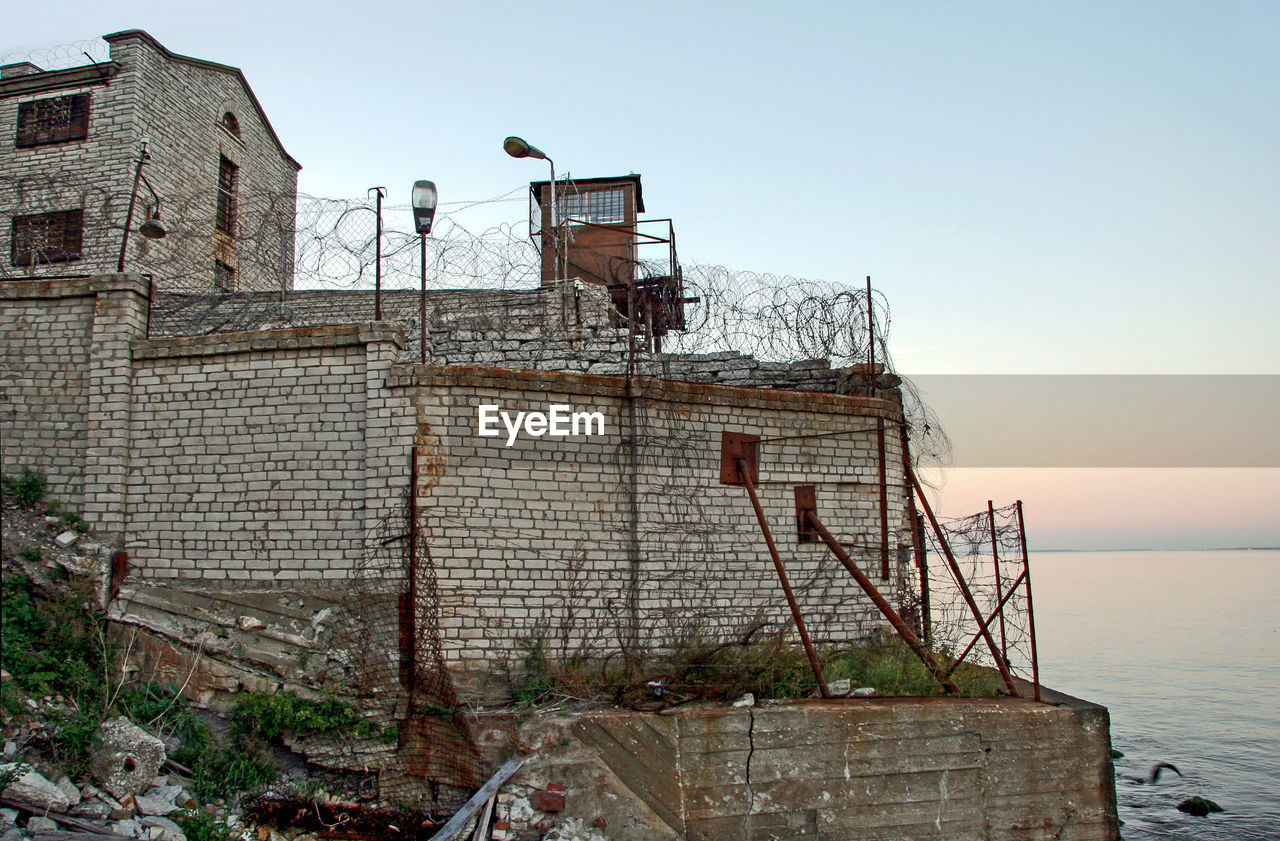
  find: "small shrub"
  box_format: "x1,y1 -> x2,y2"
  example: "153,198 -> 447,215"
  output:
173,811 -> 236,841
19,546 -> 40,563
234,691 -> 377,740
2,468 -> 47,507
191,742 -> 276,799
510,635 -> 556,706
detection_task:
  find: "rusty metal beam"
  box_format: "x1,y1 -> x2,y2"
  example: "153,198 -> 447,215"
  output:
907,468 -> 1020,696
988,500 -> 1010,669
1016,500 -> 1042,702
737,460 -> 829,698
804,510 -> 960,695
898,425 -> 929,641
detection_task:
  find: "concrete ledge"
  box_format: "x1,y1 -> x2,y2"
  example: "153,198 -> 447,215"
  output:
391,363 -> 906,420
132,322 -> 406,359
0,273 -> 151,300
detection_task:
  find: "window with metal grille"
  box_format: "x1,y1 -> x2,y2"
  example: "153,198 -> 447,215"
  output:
214,259 -> 235,289
15,94 -> 90,147
562,188 -> 626,225
10,209 -> 83,266
216,155 -> 238,235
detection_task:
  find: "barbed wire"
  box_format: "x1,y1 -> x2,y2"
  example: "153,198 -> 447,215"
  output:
0,38 -> 110,72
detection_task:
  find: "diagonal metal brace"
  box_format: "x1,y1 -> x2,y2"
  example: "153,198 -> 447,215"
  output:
805,510 -> 961,695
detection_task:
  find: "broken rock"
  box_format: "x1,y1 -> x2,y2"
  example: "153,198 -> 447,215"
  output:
0,764 -> 72,812
238,616 -> 267,632
27,816 -> 58,834
90,718 -> 166,799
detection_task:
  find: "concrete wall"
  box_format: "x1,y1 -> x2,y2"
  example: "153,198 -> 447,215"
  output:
475,693 -> 1120,841
393,364 -> 913,673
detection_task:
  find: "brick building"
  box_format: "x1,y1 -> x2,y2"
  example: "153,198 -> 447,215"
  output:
0,30 -> 300,291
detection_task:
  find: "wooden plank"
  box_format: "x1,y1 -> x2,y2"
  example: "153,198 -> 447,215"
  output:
427,756 -> 524,841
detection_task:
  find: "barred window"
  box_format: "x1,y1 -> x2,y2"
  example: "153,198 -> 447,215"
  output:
16,94 -> 90,147
216,155 -> 238,235
10,210 -> 83,266
214,259 -> 235,289
562,188 -> 626,225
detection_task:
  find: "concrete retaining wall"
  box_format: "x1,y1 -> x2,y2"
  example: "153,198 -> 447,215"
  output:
474,693 -> 1120,841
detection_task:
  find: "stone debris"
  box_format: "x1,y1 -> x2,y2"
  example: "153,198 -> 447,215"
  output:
238,616 -> 268,632
134,794 -> 179,816
141,814 -> 187,841
90,718 -> 167,799
0,764 -> 73,812
541,816 -> 608,841
54,531 -> 79,548
1,743 -> 16,761
731,693 -> 755,708
852,687 -> 877,698
25,816 -> 58,834
55,776 -> 82,807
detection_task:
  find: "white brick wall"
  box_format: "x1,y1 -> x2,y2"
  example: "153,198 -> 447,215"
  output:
400,366 -> 913,671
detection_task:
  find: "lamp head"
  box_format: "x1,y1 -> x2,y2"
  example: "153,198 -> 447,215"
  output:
411,180 -> 438,235
503,136 -> 546,161
139,207 -> 166,239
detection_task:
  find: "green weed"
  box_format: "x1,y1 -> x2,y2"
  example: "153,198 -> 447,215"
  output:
2,468 -> 47,507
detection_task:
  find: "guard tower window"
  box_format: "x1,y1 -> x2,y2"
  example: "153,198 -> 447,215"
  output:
16,93 -> 90,147
216,155 -> 238,235
10,209 -> 83,266
562,188 -> 625,225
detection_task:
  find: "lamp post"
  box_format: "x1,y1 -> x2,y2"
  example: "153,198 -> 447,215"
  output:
503,136 -> 560,282
411,180 -> 438,365
117,140 -> 167,273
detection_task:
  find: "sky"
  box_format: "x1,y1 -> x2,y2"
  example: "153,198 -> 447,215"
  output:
6,1 -> 1278,548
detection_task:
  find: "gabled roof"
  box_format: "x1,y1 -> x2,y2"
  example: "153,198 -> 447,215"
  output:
103,29 -> 301,172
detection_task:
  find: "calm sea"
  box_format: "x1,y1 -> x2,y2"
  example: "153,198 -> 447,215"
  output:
1031,549 -> 1280,840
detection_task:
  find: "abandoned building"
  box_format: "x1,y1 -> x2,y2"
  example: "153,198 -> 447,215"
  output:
1,31 -> 1120,841
1,29 -> 299,291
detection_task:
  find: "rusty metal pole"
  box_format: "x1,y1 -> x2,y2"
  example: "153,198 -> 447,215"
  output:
405,447 -> 419,705
865,276 -> 875,396
805,511 -> 960,694
898,425 -> 929,640
372,187 -> 385,321
1016,500 -> 1041,702
877,420 -> 890,580
737,459 -> 830,698
908,468 -> 1020,696
988,500 -> 1009,668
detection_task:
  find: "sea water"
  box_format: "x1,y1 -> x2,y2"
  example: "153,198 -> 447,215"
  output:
1031,550 -> 1280,840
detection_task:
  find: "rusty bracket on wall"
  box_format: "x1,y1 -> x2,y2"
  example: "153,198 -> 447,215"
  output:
795,485 -> 817,543
719,431 -> 759,485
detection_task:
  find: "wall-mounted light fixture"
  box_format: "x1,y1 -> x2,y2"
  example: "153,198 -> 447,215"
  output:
117,140 -> 167,273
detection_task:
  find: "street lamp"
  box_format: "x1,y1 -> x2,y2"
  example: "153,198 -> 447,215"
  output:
411,180 -> 438,364
503,136 -> 560,282
117,140 -> 167,273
